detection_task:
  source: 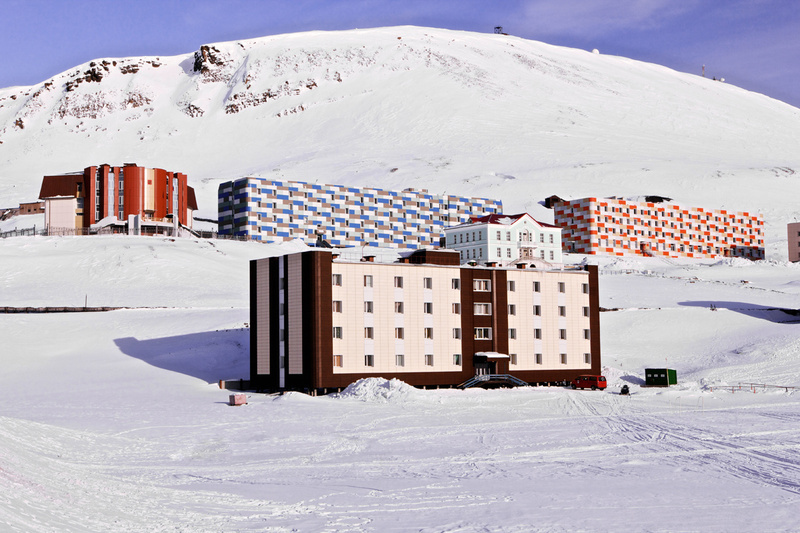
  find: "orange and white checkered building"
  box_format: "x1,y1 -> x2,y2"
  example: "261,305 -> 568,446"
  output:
554,197 -> 764,260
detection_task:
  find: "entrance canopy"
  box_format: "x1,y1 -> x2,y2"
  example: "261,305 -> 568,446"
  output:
475,351 -> 510,359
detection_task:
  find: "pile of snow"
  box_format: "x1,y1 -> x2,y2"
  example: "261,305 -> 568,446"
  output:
334,377 -> 420,403
711,256 -> 760,268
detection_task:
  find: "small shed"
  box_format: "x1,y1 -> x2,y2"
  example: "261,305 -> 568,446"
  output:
645,368 -> 677,387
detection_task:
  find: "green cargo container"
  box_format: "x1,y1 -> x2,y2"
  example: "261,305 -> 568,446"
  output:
645,368 -> 677,387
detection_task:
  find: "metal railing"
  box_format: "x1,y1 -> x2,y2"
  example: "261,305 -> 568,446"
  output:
0,226 -> 46,238
709,383 -> 799,393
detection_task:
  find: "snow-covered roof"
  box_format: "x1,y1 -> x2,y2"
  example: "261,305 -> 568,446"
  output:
449,212 -> 559,230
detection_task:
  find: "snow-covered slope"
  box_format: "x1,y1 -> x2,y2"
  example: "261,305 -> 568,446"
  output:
2,236 -> 800,531
2,26 -> 800,256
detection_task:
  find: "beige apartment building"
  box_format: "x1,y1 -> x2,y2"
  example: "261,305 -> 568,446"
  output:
250,249 -> 600,393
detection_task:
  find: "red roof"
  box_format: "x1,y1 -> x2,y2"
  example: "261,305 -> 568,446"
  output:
39,174 -> 83,199
467,212 -> 559,228
187,186 -> 198,211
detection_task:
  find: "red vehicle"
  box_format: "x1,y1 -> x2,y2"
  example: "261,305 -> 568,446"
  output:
571,375 -> 607,390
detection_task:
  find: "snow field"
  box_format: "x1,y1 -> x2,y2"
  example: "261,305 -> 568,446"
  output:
2,237 -> 800,530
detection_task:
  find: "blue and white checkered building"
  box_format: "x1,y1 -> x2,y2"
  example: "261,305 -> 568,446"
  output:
218,177 -> 502,248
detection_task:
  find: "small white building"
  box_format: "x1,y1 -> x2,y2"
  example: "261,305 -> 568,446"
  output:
444,213 -> 563,266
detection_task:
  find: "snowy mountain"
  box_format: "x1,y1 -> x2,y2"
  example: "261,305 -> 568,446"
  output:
3,27 -> 800,531
2,26 -> 800,256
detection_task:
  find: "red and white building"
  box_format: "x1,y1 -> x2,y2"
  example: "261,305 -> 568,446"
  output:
443,213 -> 563,266
39,164 -> 197,235
250,249 -> 601,393
554,197 -> 764,260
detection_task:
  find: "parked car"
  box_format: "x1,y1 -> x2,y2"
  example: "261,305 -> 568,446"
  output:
571,375 -> 607,390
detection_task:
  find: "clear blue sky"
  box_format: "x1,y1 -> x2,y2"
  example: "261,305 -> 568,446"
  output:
2,0 -> 799,108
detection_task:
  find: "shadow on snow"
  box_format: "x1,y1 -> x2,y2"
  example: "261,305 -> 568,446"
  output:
114,328 -> 249,383
678,301 -> 800,323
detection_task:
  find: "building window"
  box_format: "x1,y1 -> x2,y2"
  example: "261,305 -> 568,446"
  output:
584,329 -> 591,340
508,304 -> 516,315
506,231 -> 511,241
395,327 -> 404,339
539,234 -> 544,243
474,327 -> 492,340
364,275 -> 373,287
550,251 -> 554,260
474,279 -> 491,291
364,301 -> 374,313
396,354 -> 405,367
497,248 -> 502,258
506,248 -> 511,258
424,302 -> 433,314
452,303 -> 461,314
558,282 -> 566,293
508,280 -> 516,292
452,278 -> 460,290
365,354 -> 374,367
474,303 -> 492,315
333,354 -> 343,367
533,281 -> 540,292
510,353 -> 518,365
549,234 -> 554,243
509,328 -> 517,339
534,328 -> 542,339
332,274 -> 342,286
424,328 -> 434,339
364,327 -> 374,339
332,300 -> 343,313
582,283 -> 590,294
559,329 -> 567,340
533,305 -> 541,316
394,276 -> 403,288
395,302 -> 404,314
496,231 -> 501,239
583,306 -> 590,317
584,353 -> 591,364
453,328 -> 461,339
560,353 -> 568,365
453,353 -> 462,366
425,354 -> 434,366
333,327 -> 343,339
558,306 -> 566,317
423,277 -> 433,289
535,353 -> 542,365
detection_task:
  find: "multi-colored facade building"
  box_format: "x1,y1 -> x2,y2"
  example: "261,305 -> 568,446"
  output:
218,177 -> 502,248
554,197 -> 764,260
249,249 -> 600,392
444,213 -> 563,266
39,164 -> 197,234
